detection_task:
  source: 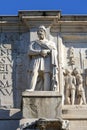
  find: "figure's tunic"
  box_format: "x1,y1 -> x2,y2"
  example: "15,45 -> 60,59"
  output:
28,39 -> 58,90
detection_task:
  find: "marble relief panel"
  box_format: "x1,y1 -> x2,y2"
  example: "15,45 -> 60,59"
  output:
63,42 -> 87,105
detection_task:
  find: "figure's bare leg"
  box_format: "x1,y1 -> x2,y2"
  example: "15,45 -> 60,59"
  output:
27,71 -> 38,91
77,95 -> 81,105
44,73 -> 50,91
81,92 -> 86,105
66,89 -> 71,104
71,89 -> 75,105
27,71 -> 31,89
79,97 -> 83,105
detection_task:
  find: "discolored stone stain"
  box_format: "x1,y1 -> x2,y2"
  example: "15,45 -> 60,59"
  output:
29,98 -> 38,118
55,99 -> 61,118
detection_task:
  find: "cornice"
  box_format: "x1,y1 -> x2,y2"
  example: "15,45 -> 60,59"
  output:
0,11 -> 87,32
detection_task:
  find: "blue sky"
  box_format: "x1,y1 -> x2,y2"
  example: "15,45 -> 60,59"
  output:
0,0 -> 87,15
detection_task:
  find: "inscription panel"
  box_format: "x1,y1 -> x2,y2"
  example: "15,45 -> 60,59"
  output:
0,44 -> 13,107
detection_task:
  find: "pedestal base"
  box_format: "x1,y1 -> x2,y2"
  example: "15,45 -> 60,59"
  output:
22,91 -> 62,119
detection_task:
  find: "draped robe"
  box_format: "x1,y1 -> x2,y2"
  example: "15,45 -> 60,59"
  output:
28,39 -> 59,91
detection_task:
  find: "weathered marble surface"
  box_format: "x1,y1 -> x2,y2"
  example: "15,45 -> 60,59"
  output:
0,32 -> 30,108
62,105 -> 87,130
22,91 -> 62,119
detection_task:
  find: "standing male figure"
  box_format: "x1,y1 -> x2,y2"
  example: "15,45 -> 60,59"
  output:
27,25 -> 58,91
73,68 -> 86,105
64,69 -> 76,105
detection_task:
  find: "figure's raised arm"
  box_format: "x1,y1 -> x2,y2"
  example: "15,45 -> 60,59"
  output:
28,41 -> 41,56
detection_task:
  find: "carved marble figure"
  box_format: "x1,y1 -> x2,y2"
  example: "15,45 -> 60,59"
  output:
64,69 -> 76,105
69,46 -> 75,66
73,68 -> 86,105
27,25 -> 58,91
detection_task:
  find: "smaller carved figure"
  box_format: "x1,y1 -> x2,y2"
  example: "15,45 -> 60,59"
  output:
69,47 -> 75,65
73,68 -> 86,105
64,69 -> 76,105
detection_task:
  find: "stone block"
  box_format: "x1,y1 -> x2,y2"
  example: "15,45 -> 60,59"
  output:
69,120 -> 87,130
62,105 -> 87,119
62,105 -> 87,130
22,91 -> 62,119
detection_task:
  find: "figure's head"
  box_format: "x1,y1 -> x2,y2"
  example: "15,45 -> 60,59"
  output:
64,69 -> 71,75
37,25 -> 46,40
73,68 -> 80,75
